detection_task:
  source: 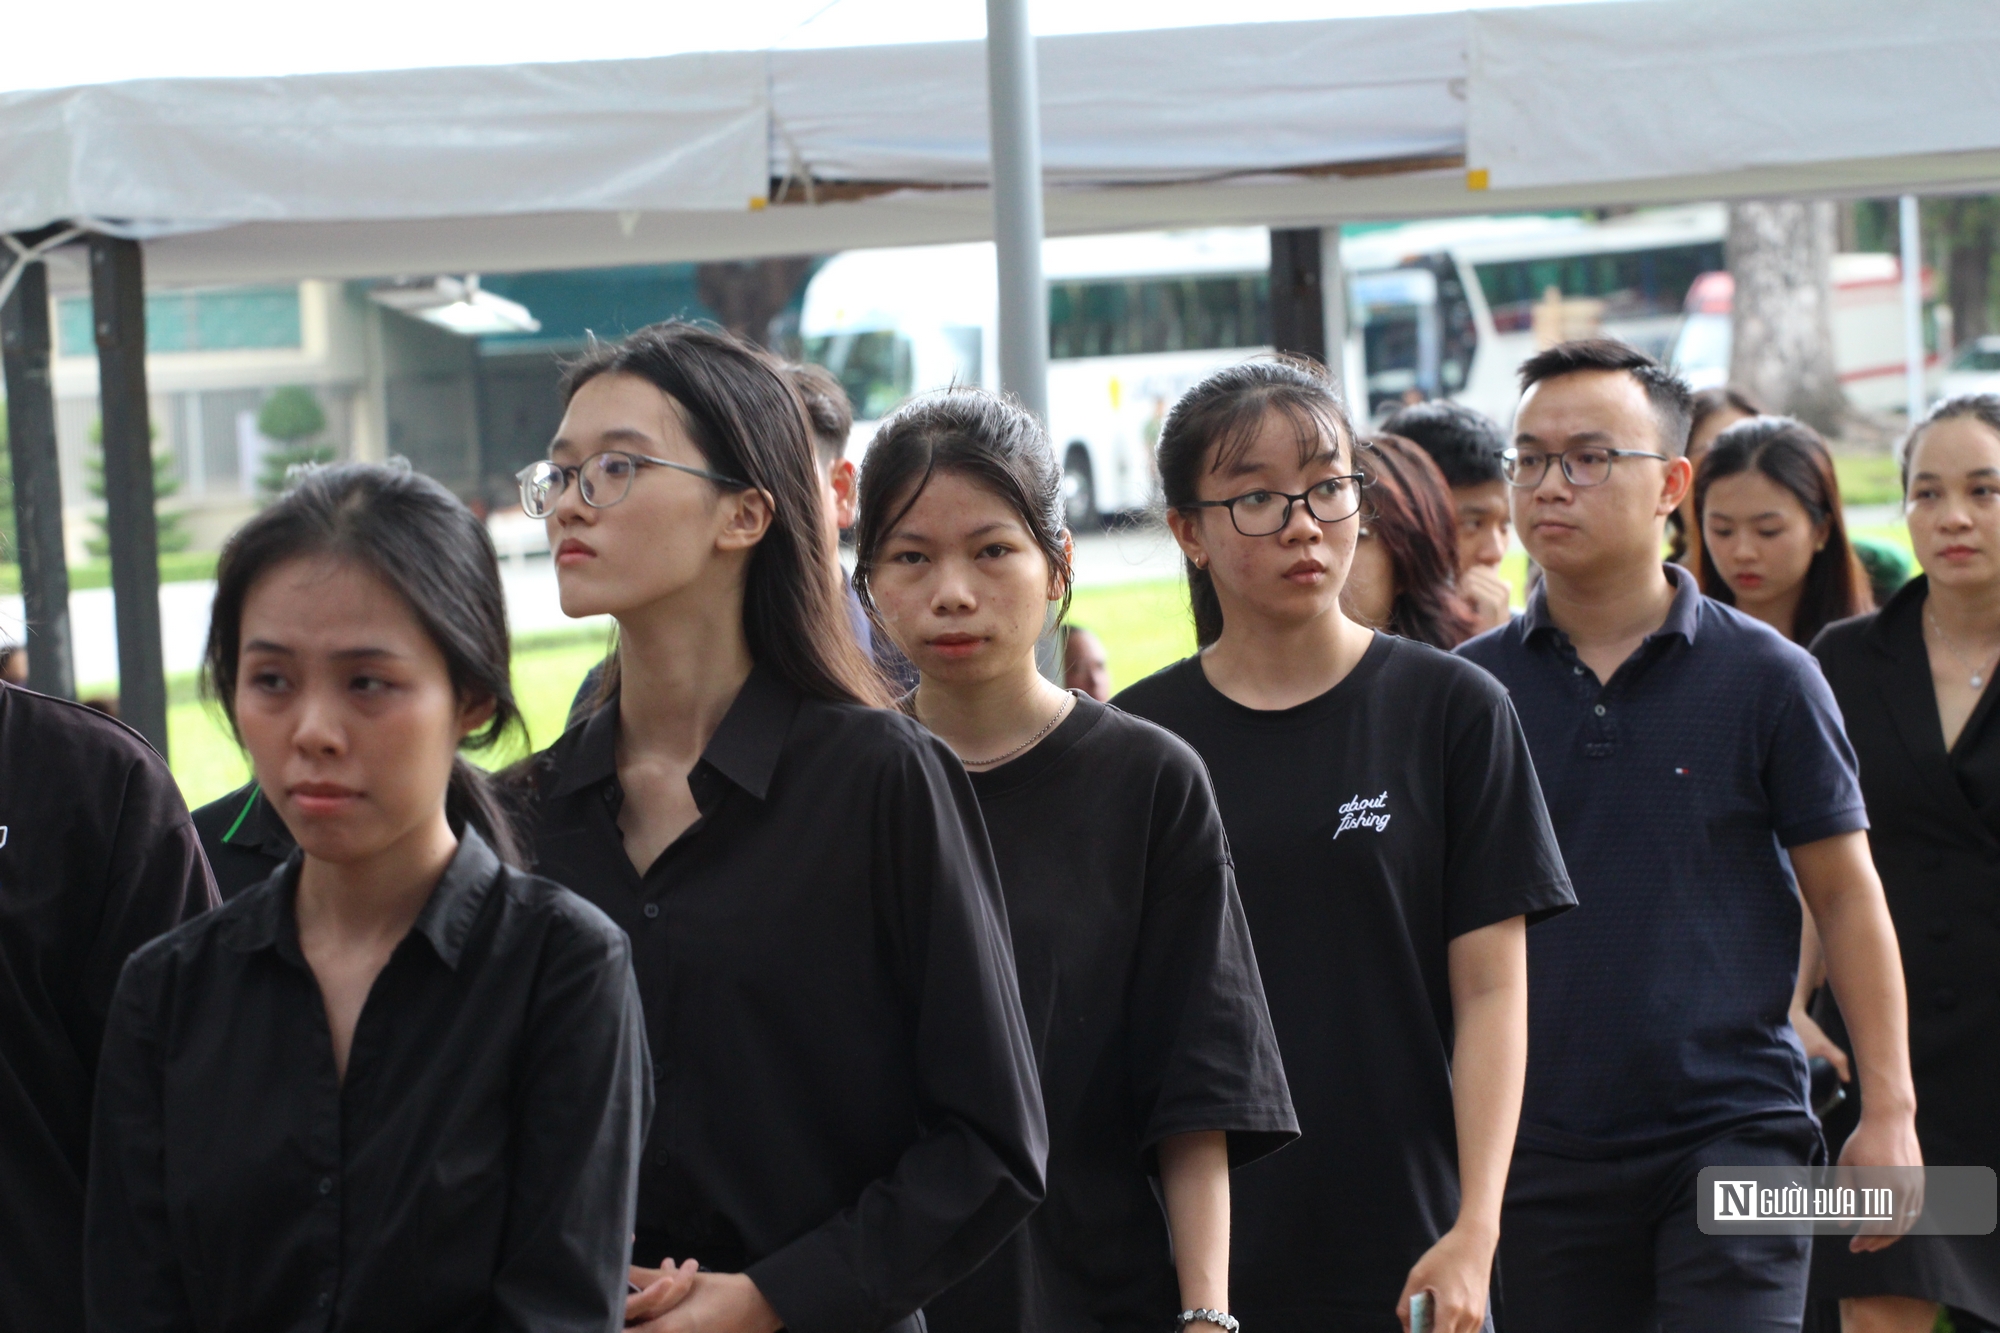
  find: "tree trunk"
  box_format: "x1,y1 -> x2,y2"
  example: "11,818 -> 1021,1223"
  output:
695,257 -> 817,351
1727,200 -> 1847,434
1935,197 -> 1997,344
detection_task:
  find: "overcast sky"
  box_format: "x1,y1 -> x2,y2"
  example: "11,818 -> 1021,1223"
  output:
0,0 -> 1617,93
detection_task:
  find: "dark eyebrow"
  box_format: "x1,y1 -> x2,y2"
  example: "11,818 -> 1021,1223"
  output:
1512,430 -> 1614,448
549,427 -> 656,458
1221,447 -> 1340,479
1910,468 -> 2000,482
242,640 -> 402,662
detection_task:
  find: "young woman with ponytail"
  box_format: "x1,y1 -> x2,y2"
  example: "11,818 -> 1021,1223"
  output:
1114,359 -> 1574,1333
87,463 -> 652,1331
517,323 -> 1046,1333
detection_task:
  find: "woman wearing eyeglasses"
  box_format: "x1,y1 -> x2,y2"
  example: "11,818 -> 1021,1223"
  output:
513,323 -> 1046,1333
1114,359 -> 1574,1333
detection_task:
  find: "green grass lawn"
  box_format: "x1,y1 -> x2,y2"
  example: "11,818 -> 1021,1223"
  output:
164,590 -> 1194,811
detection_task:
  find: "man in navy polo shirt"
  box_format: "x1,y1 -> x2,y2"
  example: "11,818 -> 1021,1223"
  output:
1458,340 -> 1919,1331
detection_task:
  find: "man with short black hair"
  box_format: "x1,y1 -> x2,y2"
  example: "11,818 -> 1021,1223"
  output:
1457,340 -> 1919,1331
1383,400 -> 1514,632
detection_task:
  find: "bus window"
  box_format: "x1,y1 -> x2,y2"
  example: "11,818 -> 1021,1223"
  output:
804,330 -> 914,420
1353,267 -> 1440,418
1047,274 -> 1270,360
1474,242 -> 1724,335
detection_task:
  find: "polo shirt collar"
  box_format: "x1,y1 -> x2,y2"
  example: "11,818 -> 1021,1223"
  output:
1521,562 -> 1703,648
223,826 -> 502,971
221,784 -> 298,861
547,660 -> 800,803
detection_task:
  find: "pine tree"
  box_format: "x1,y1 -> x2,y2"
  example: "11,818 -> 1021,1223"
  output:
255,386 -> 333,498
86,419 -> 190,559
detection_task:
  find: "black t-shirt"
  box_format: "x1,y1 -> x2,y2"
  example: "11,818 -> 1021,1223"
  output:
0,682 -> 217,1332
1114,637 -> 1573,1330
924,696 -> 1298,1333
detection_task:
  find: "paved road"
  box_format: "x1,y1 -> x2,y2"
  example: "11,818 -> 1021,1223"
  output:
3,526 -> 1189,688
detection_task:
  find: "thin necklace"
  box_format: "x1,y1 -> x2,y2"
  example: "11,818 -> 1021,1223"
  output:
1926,601 -> 2000,690
929,692 -> 1073,769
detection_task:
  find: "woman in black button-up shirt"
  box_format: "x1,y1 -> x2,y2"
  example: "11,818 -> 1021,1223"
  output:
86,465 -> 651,1333
516,323 -> 1046,1333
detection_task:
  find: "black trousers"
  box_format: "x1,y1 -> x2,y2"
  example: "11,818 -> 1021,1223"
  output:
1497,1117 -> 1820,1333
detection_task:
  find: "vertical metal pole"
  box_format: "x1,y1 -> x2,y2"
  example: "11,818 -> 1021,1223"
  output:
1319,226 -> 1349,403
1,240 -> 76,698
90,234 -> 169,755
985,0 -> 1048,423
1268,229 -> 1327,366
1899,194 -> 1926,425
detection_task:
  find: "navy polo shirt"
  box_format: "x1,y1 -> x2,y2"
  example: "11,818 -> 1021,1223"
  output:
1458,564 -> 1867,1153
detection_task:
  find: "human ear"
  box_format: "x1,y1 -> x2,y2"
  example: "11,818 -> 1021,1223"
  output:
1659,456 -> 1694,516
1164,508 -> 1210,571
1049,530 -> 1076,602
826,457 -> 859,530
457,691 -> 498,741
716,487 -> 776,552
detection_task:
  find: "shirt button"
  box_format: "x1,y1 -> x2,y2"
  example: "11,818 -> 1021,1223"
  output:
318,1176 -> 334,1195
318,1291 -> 332,1310
643,903 -> 660,920
653,1148 -> 671,1167
1593,704 -> 1607,716
1573,666 -> 1584,675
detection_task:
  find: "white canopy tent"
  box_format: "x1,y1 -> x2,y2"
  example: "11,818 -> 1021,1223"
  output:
6,0 -> 1999,289
6,0 -> 2000,745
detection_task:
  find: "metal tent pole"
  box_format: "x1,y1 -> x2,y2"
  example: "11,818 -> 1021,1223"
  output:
1,234 -> 77,698
90,234 -> 169,755
985,0 -> 1049,424
1899,195 -> 1926,427
1269,229 -> 1328,367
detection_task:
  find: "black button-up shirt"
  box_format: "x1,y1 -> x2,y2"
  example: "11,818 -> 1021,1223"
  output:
0,683 -> 216,1332
527,665 -> 1046,1333
86,828 -> 652,1333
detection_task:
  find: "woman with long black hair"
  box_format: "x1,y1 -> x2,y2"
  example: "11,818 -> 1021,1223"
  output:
1694,415 -> 1873,647
853,387 -> 1296,1333
1806,395 -> 2000,1333
87,464 -> 651,1331
516,323 -> 1045,1333
1115,358 -> 1574,1333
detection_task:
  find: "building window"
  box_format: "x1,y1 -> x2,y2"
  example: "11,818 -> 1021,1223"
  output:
58,285 -> 304,356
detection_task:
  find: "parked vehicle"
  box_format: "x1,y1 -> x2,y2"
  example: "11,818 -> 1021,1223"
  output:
801,229 -> 1271,528
1668,254 -> 1942,412
1940,335 -> 2000,401
1341,205 -> 1727,425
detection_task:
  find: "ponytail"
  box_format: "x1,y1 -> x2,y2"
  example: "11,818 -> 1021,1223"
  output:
447,757 -> 527,868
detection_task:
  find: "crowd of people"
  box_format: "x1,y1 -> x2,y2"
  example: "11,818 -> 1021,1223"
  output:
2,319 -> 1995,1333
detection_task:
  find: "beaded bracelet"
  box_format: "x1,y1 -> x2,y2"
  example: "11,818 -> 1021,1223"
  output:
1178,1310 -> 1238,1333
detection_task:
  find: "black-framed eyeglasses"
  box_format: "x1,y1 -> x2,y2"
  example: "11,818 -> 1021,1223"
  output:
1184,475 -> 1366,536
1502,446 -> 1670,488
516,451 -> 747,519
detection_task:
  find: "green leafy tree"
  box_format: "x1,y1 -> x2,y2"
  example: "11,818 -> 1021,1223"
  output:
87,419 -> 190,559
255,385 -> 333,498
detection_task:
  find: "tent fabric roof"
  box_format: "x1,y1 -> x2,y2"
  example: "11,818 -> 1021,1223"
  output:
6,0 -> 2000,289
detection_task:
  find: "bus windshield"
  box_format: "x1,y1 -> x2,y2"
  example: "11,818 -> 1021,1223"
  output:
803,330 -> 914,421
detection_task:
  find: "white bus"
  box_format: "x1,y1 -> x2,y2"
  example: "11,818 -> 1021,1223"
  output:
801,209 -> 1732,524
801,229 -> 1272,528
1342,205 -> 1727,425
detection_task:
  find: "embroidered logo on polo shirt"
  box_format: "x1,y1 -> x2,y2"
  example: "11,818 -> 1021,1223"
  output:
1333,792 -> 1391,839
